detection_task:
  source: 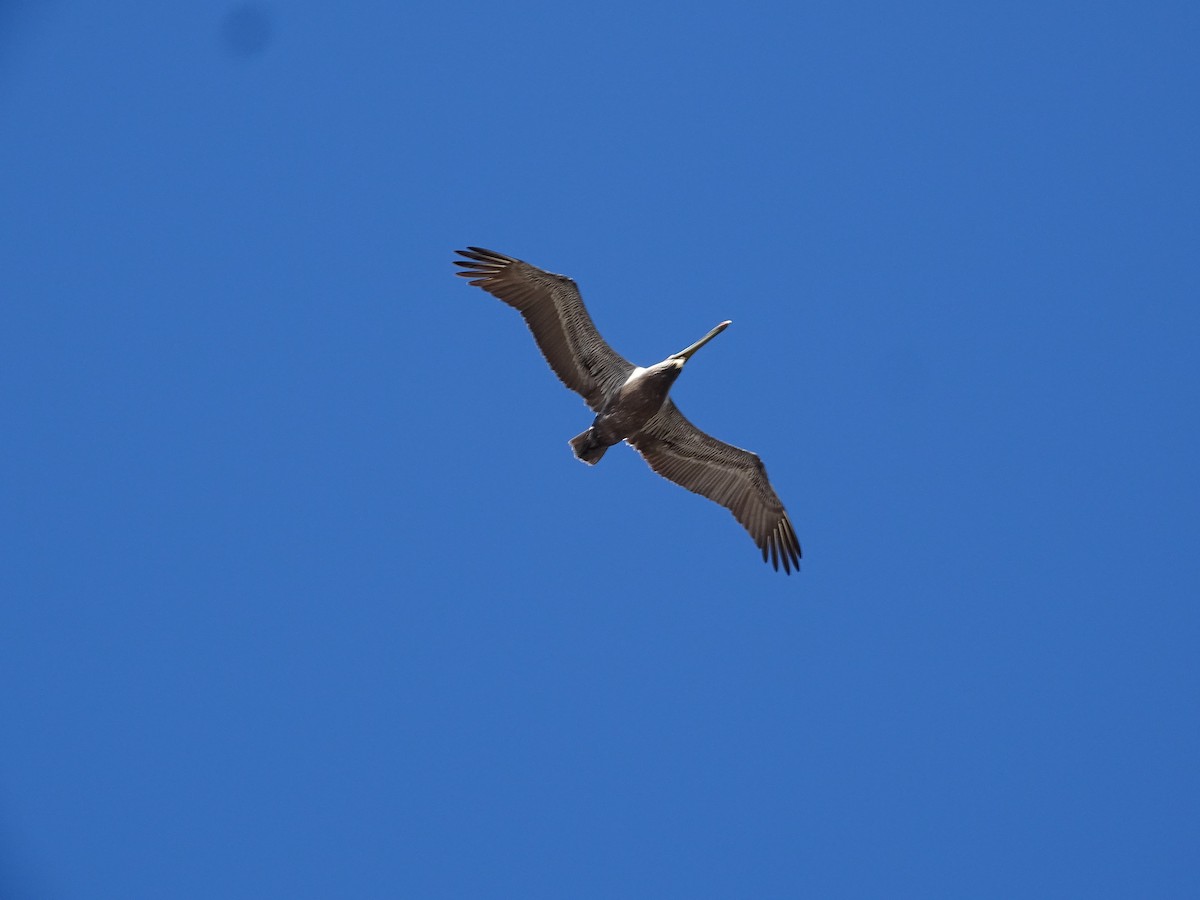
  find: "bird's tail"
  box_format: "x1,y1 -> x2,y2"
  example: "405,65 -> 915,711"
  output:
569,427 -> 608,465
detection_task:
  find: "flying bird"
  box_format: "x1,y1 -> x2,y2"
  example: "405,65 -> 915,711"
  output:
453,247 -> 802,573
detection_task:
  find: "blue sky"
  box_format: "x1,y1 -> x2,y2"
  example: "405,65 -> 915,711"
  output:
1,2 -> 1197,897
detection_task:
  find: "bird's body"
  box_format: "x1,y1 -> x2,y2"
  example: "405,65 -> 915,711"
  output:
454,247 -> 802,573
569,323 -> 726,463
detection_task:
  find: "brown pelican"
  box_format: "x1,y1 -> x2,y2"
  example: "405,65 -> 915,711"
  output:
454,247 -> 802,573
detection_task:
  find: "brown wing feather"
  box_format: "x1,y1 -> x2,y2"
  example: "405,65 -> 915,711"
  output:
629,401 -> 802,573
454,248 -> 634,411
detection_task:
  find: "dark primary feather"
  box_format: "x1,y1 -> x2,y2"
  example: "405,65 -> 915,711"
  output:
629,401 -> 802,573
453,248 -> 634,412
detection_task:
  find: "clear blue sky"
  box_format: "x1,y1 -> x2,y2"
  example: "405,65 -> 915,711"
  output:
2,2 -> 1197,897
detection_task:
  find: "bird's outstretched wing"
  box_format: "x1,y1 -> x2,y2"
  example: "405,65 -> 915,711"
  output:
454,248 -> 635,412
629,401 -> 802,573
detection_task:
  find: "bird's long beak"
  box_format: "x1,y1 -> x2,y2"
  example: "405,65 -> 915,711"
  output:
671,320 -> 732,361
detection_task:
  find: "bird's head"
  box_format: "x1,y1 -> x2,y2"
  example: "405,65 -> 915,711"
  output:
669,320 -> 731,365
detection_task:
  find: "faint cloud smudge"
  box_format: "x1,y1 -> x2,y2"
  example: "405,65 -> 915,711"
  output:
0,0 -> 40,59
219,3 -> 273,59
